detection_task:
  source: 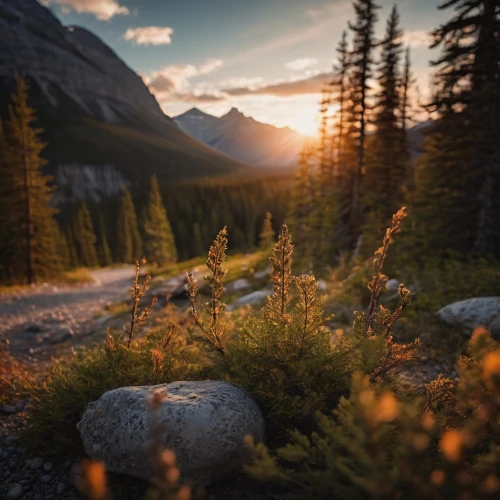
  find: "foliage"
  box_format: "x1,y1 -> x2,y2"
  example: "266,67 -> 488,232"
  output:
187,227 -> 230,358
24,289 -> 195,455
97,214 -> 113,267
0,77 -> 60,284
246,327 -> 500,500
73,202 -> 99,268
259,211 -> 276,250
0,343 -> 32,405
116,188 -> 143,264
363,5 -> 409,251
144,176 -> 178,267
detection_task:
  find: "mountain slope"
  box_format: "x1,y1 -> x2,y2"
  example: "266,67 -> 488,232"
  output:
174,107 -> 304,166
0,0 -> 246,201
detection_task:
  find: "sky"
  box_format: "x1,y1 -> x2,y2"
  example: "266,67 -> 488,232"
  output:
40,0 -> 448,135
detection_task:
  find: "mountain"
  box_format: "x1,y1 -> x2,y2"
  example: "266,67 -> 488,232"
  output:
174,107 -> 304,166
0,0 -> 246,202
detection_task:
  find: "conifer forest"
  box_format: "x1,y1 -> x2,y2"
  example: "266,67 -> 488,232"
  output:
0,0 -> 500,499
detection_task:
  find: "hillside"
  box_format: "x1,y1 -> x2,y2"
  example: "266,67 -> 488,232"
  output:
0,0 -> 246,201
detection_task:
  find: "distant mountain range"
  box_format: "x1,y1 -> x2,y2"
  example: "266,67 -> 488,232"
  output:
0,0 -> 246,202
174,108 -> 304,166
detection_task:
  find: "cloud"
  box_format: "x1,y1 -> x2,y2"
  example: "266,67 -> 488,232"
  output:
285,57 -> 318,71
403,30 -> 432,48
146,64 -> 198,94
198,59 -> 224,75
145,59 -> 225,103
123,26 -> 174,46
40,0 -> 129,20
223,72 -> 333,97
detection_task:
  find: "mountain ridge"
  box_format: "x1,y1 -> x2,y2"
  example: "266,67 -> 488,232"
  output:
174,107 -> 303,166
0,0 -> 246,202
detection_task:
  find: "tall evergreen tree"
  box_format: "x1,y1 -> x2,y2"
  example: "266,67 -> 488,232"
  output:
66,227 -> 79,269
73,202 -> 99,268
286,143 -> 315,257
144,176 -> 177,266
364,5 -> 407,246
0,77 -> 59,284
347,0 -> 380,244
55,226 -> 71,271
411,0 -> 500,257
116,188 -> 143,263
96,214 -> 113,267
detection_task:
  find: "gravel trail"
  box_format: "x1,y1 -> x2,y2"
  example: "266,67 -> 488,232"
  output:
0,266 -> 136,364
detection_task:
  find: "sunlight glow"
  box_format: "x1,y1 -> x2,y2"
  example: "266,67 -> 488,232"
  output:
290,105 -> 320,137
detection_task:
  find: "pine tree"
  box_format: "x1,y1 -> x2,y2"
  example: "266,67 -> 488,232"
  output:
116,188 -> 143,264
411,0 -> 500,257
192,222 -> 205,257
347,0 -> 380,244
96,214 -> 113,267
259,211 -> 275,250
0,77 -> 59,284
364,5 -> 407,247
66,227 -> 79,269
55,225 -> 71,271
144,176 -> 177,267
286,143 -> 315,259
73,202 -> 99,268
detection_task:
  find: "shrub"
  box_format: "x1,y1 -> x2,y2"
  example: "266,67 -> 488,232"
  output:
24,263 -> 196,454
246,327 -> 500,499
187,209 -> 419,433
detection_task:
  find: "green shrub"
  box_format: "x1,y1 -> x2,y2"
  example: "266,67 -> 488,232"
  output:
24,264 -> 199,454
246,327 -> 500,499
187,210 -> 418,432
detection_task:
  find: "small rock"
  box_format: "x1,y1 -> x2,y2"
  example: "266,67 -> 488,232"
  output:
40,474 -> 52,483
386,279 -> 400,292
253,267 -> 270,280
7,483 -> 24,499
437,297 -> 500,337
43,462 -> 52,471
24,322 -> 42,333
317,279 -> 327,291
0,405 -> 17,415
78,381 -> 265,486
228,290 -> 271,310
225,278 -> 251,294
56,482 -> 65,495
30,457 -> 44,470
49,326 -> 74,344
5,435 -> 19,445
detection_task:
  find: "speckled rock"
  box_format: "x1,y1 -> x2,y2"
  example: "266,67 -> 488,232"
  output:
77,381 -> 265,486
437,297 -> 500,337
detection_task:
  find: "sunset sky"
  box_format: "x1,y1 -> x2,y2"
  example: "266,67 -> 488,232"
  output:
40,0 -> 447,135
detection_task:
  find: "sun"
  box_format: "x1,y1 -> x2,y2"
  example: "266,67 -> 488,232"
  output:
290,106 -> 319,137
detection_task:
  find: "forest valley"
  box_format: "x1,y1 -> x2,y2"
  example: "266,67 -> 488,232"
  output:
1,0 -> 500,499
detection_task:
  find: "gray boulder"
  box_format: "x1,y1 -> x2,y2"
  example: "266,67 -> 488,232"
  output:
228,290 -> 271,311
437,297 -> 500,336
225,278 -> 251,294
77,381 -> 265,486
386,279 -> 400,292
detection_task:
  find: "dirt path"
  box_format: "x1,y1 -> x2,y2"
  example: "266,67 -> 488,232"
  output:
0,266 -> 136,365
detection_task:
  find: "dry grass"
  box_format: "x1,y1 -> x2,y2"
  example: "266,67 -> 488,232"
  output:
0,344 -> 33,404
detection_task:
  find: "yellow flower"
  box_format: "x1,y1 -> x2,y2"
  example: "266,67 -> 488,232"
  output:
439,429 -> 462,462
374,393 -> 399,423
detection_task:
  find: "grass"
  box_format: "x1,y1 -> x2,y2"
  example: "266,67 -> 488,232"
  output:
151,251 -> 269,287
0,345 -> 33,405
0,267 -> 94,296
